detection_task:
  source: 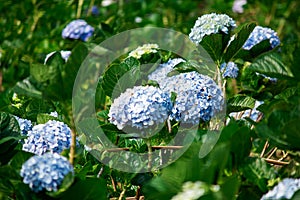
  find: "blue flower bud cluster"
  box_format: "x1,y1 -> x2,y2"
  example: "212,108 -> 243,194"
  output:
261,178 -> 300,200
243,26 -> 280,50
20,153 -> 74,193
108,86 -> 172,136
44,50 -> 71,64
220,62 -> 239,78
22,120 -> 76,155
229,100 -> 264,122
189,13 -> 236,45
148,59 -> 224,125
14,116 -> 33,136
62,19 -> 94,42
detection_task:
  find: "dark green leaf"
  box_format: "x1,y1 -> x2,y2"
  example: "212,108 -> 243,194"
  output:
227,95 -> 256,113
200,33 -> 226,62
248,53 -> 293,77
241,157 -> 277,192
224,22 -> 256,62
60,178 -> 107,200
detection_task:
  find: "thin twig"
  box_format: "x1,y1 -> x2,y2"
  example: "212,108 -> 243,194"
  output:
118,187 -> 126,200
76,0 -> 84,18
267,147 -> 278,159
260,141 -> 269,158
97,166 -> 104,178
87,0 -> 95,16
278,151 -> 289,161
146,139 -> 152,171
264,158 -> 289,165
110,175 -> 117,192
135,186 -> 141,200
69,128 -> 76,165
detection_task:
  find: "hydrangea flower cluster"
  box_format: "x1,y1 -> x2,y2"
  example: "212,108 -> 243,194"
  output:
20,153 -> 74,193
108,86 -> 172,136
232,0 -> 247,13
189,13 -> 236,45
128,44 -> 159,59
44,50 -> 71,64
14,116 -> 33,136
62,19 -> 94,42
243,26 -> 280,50
171,181 -> 220,200
148,59 -> 224,125
220,61 -> 239,78
261,178 -> 300,200
229,100 -> 264,122
22,120 -> 75,155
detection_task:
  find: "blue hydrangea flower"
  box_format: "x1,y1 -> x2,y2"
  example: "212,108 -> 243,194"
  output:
14,116 -> 33,136
108,86 -> 172,136
261,178 -> 300,200
148,59 -> 224,125
189,13 -> 236,45
220,62 -> 239,78
91,6 -> 99,16
232,0 -> 247,13
243,26 -> 280,50
229,100 -> 264,121
22,120 -> 76,155
62,19 -> 94,42
20,153 -> 74,193
44,50 -> 71,64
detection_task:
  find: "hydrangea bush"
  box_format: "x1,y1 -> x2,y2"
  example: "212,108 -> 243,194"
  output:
1,1 -> 300,199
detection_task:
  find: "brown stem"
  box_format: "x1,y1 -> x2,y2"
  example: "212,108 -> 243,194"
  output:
135,186 -> 141,200
266,147 -> 277,159
145,139 -> 152,171
69,128 -> 77,165
110,175 -> 117,192
264,158 -> 289,165
260,141 -> 269,158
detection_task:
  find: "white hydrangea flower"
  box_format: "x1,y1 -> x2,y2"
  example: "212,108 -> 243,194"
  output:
171,181 -> 220,200
128,44 -> 159,59
261,178 -> 300,200
189,13 -> 236,45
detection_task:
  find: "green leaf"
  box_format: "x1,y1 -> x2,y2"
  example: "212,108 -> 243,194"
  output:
36,113 -> 57,124
8,151 -> 33,171
248,53 -> 293,77
241,157 -> 277,192
256,97 -> 300,150
219,120 -> 252,167
236,40 -> 274,61
60,178 -> 107,200
200,33 -> 228,62
227,95 -> 256,113
224,22 -> 256,62
102,57 -> 141,98
0,112 -> 20,161
13,77 -> 42,99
